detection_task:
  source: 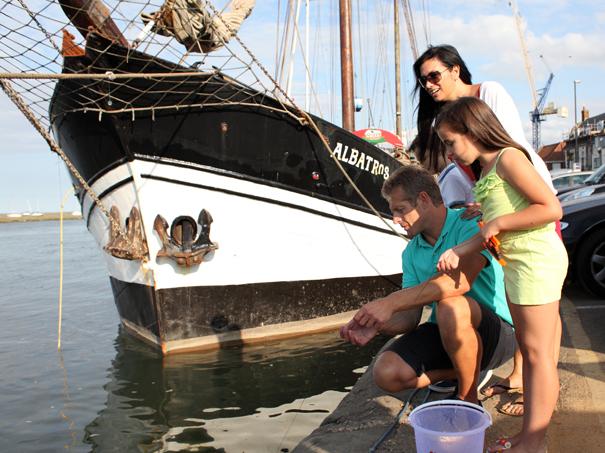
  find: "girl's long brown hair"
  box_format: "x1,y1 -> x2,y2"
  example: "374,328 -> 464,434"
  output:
435,97 -> 530,161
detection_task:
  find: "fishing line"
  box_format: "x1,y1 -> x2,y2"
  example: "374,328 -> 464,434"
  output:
57,186 -> 74,351
368,387 -> 426,452
57,351 -> 78,448
352,275 -> 434,451
366,269 -> 465,450
277,395 -> 307,453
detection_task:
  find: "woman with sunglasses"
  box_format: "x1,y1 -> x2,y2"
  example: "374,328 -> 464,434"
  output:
412,44 -> 560,419
413,44 -> 553,190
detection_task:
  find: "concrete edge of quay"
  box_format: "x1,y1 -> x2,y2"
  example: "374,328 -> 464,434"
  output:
294,288 -> 605,453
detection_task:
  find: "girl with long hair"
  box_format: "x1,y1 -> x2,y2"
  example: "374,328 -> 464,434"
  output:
435,97 -> 567,453
413,44 -> 561,414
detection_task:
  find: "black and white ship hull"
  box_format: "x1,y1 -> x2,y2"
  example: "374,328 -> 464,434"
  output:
50,34 -> 405,354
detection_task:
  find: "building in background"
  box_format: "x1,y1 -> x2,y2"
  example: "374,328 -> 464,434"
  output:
538,141 -> 567,171
539,108 -> 605,172
566,108 -> 605,171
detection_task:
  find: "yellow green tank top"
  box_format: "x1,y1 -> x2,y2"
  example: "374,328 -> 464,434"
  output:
472,148 -> 552,239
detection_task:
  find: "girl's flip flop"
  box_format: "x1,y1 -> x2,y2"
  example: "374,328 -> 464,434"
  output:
497,396 -> 524,417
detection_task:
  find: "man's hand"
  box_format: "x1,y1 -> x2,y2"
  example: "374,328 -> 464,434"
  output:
339,318 -> 378,346
437,247 -> 461,272
461,202 -> 482,220
353,296 -> 396,329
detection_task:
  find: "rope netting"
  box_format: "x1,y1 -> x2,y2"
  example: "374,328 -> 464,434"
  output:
0,0 -> 302,128
0,0 -> 405,239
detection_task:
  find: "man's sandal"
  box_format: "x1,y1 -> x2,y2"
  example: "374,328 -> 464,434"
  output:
480,382 -> 522,398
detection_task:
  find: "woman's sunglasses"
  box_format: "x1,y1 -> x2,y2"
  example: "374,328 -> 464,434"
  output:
418,67 -> 451,87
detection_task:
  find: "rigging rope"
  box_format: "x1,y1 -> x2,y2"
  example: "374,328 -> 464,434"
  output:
0,0 -> 407,241
401,0 -> 418,60
421,0 -> 431,48
16,0 -> 61,54
207,1 -> 407,240
0,79 -> 125,238
292,11 -> 324,118
141,0 -> 255,53
353,0 -> 365,124
274,0 -> 281,80
0,70 -> 219,80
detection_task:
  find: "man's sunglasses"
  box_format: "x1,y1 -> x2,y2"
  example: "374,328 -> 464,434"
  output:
418,67 -> 451,87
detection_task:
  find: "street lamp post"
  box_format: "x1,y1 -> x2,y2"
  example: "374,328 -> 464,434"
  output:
574,80 -> 581,167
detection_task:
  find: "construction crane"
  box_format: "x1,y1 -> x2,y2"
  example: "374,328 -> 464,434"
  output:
509,0 -> 537,108
508,0 -> 560,151
531,59 -> 555,152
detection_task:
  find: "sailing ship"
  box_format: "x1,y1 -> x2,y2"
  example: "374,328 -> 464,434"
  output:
1,0 -> 406,354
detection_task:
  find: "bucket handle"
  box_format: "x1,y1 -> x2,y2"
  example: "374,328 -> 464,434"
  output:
408,400 -> 492,426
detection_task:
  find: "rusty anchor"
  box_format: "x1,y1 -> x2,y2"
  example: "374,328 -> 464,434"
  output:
104,206 -> 149,260
154,209 -> 218,267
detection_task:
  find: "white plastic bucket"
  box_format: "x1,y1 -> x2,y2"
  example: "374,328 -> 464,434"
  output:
408,400 -> 492,453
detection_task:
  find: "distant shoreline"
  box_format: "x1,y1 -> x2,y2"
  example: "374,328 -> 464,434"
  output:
0,212 -> 83,223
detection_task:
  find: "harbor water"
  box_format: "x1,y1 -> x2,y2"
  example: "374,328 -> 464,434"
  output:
0,220 -> 386,452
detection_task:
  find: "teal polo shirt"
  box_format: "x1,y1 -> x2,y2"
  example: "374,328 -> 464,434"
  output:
402,208 -> 512,325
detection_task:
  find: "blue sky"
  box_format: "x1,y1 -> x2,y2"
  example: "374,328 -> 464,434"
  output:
1,0 -> 604,213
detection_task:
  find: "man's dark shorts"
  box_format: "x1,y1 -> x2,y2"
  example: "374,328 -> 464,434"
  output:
384,302 -> 515,376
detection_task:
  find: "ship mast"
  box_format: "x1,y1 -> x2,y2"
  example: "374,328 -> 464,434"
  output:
394,0 -> 402,139
339,0 -> 354,131
58,0 -> 128,47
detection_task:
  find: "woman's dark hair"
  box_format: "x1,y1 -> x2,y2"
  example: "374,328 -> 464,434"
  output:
413,45 -> 473,173
435,97 -> 529,159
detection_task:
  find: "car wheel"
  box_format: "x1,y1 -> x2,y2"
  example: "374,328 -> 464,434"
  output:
575,228 -> 605,298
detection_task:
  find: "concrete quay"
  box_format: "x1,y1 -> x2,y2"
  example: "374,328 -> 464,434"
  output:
294,284 -> 605,453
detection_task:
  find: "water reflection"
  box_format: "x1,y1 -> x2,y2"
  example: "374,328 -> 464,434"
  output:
84,328 -> 387,452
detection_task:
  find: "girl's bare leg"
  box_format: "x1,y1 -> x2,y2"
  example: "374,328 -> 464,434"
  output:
501,301 -> 560,453
497,313 -> 561,418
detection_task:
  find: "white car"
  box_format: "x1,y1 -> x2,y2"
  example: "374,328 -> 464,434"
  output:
559,183 -> 605,202
551,171 -> 592,191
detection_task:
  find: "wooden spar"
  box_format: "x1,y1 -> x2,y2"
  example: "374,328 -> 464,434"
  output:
339,0 -> 354,131
394,0 -> 402,139
58,0 -> 129,47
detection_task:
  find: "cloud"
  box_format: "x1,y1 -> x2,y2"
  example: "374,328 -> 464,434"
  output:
407,8 -> 605,149
420,14 -> 529,80
530,32 -> 605,70
423,11 -> 605,76
540,116 -> 573,146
